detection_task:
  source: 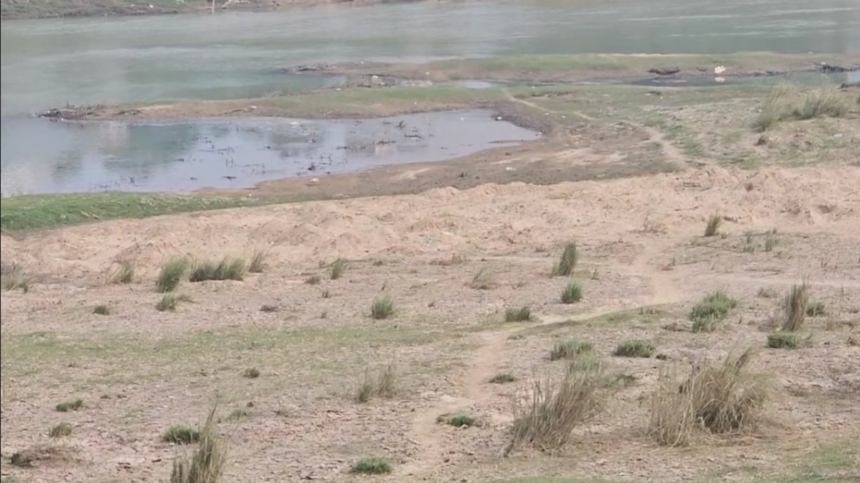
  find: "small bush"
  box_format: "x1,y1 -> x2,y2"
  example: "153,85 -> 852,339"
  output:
782,283 -> 809,332
170,407 -> 226,483
794,86 -> 850,120
552,242 -> 578,277
157,293 -> 191,312
767,332 -> 809,349
248,249 -> 269,273
469,267 -> 496,290
55,399 -> 83,412
109,261 -> 135,284
350,457 -> 391,475
438,414 -> 476,427
550,340 -> 593,361
806,301 -> 826,317
330,259 -> 346,280
242,368 -> 260,379
704,214 -> 722,237
189,257 -> 247,282
304,275 -> 321,285
489,373 -> 516,384
560,282 -> 583,304
356,365 -> 397,403
157,258 -> 190,293
754,84 -> 793,132
614,339 -> 654,358
1,262 -> 30,293
49,423 -> 72,438
93,304 -> 111,316
505,306 -> 531,322
690,291 -> 737,332
371,296 -> 394,320
753,84 -> 849,132
163,425 -> 200,445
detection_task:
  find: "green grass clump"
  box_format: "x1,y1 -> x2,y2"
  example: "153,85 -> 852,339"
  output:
248,249 -> 269,274
754,84 -> 850,132
551,241 -> 578,277
55,399 -> 83,412
767,332 -> 807,349
157,257 -> 190,293
1,262 -> 30,293
157,293 -> 191,312
356,365 -> 397,403
350,457 -> 391,475
371,296 -> 394,320
690,291 -> 738,332
489,373 -> 516,384
560,282 -> 583,304
550,340 -> 593,361
330,258 -> 347,280
170,407 -> 226,483
704,214 -> 722,237
93,304 -> 111,315
163,425 -> 201,445
438,414 -> 477,427
189,257 -> 247,282
505,306 -> 532,322
49,423 -> 73,438
613,339 -> 655,358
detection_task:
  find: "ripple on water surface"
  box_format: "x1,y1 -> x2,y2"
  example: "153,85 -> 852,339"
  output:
0,110 -> 539,196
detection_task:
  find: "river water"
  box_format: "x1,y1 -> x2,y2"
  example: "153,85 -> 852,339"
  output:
1,0 -> 859,194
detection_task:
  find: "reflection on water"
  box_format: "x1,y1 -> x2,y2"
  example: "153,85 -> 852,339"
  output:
0,110 -> 538,196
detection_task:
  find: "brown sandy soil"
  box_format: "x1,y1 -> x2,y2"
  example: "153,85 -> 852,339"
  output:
2,163 -> 860,482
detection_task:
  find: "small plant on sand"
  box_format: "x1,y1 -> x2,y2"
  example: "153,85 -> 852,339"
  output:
754,84 -> 849,132
614,339 -> 654,358
356,365 -> 397,403
304,274 -> 321,285
1,262 -> 30,293
350,457 -> 391,475
690,291 -> 738,332
649,348 -> 771,446
242,368 -> 260,379
806,300 -> 826,317
764,230 -> 778,252
793,86 -> 850,120
93,304 -> 111,316
754,84 -> 794,132
551,241 -> 579,277
438,414 -> 477,428
782,282 -> 809,332
109,261 -> 135,284
248,249 -> 269,274
223,409 -> 250,422
157,257 -> 190,293
371,296 -> 394,320
170,407 -> 226,483
704,214 -> 723,237
550,340 -> 593,361
767,332 -> 810,350
509,365 -> 603,452
163,425 -> 201,445
330,258 -> 347,280
489,373 -> 516,384
505,306 -> 531,322
49,423 -> 72,438
55,399 -> 83,412
189,257 -> 247,282
469,267 -> 496,290
560,281 -> 583,304
157,293 -> 192,312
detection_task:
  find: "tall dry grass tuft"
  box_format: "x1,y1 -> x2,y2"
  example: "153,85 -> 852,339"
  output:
782,282 -> 809,332
552,242 -> 579,277
356,365 -> 397,403
157,258 -> 190,293
170,407 -> 226,483
248,249 -> 269,274
704,214 -> 722,237
754,84 -> 850,131
109,261 -> 135,284
1,261 -> 30,293
754,84 -> 793,132
189,257 -> 247,282
509,366 -> 603,453
649,366 -> 695,447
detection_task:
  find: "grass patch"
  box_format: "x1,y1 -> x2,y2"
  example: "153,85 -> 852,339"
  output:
438,414 -> 477,427
551,242 -> 578,277
704,214 -> 723,237
304,275 -> 321,285
55,399 -> 83,412
93,304 -> 111,316
170,407 -> 226,483
509,365 -> 603,453
350,457 -> 391,475
505,306 -> 532,322
356,365 -> 397,403
370,296 -> 394,320
782,283 -> 809,332
49,423 -> 72,438
560,282 -> 583,304
248,249 -> 269,274
489,373 -> 517,384
806,300 -> 826,317
613,339 -> 654,358
469,267 -> 496,290
157,257 -> 190,293
764,230 -> 778,252
1,261 -> 30,293
649,348 -> 771,446
163,425 -> 201,445
690,291 -> 738,332
223,409 -> 250,422
754,84 -> 850,132
157,293 -> 192,312
330,258 -> 346,280
242,368 -> 260,379
189,257 -> 247,282
549,340 -> 593,361
109,261 -> 135,284
767,332 -> 811,349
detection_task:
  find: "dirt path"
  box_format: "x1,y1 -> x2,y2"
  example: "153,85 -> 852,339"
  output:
502,87 -> 596,122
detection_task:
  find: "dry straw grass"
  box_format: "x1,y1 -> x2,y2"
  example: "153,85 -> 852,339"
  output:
551,241 -> 578,277
754,84 -> 850,132
170,407 -> 226,483
356,365 -> 397,403
782,282 -> 809,332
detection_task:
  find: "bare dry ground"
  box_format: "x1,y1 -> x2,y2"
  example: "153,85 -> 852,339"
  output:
2,58 -> 860,483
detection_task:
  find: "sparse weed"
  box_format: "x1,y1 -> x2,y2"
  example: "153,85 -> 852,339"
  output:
764,230 -> 778,252
157,293 -> 192,312
55,399 -> 83,412
690,291 -> 737,332
551,242 -> 578,277
109,261 -> 135,284
794,86 -> 850,120
49,423 -> 72,438
505,306 -> 531,322
469,267 -> 496,290
754,84 -> 794,132
782,282 -> 809,332
560,282 -> 583,304
614,339 -> 655,358
754,84 -> 849,131
350,458 -> 391,475
550,340 -> 593,361
742,232 -> 756,253
170,407 -> 226,483
806,301 -> 826,317
163,425 -> 200,445
371,296 -> 394,320
1,262 -> 30,293
330,258 -> 347,280
93,304 -> 111,316
242,368 -> 260,379
157,257 -> 190,293
438,414 -> 477,427
189,257 -> 247,282
489,373 -> 516,384
304,275 -> 321,285
224,409 -> 250,422
704,214 -> 722,237
356,365 -> 397,403
767,332 -> 811,349
248,249 -> 269,273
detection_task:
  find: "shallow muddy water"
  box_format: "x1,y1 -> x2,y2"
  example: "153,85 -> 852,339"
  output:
0,110 -> 538,196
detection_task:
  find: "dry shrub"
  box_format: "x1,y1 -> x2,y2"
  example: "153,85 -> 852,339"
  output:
248,249 -> 269,273
469,267 -> 496,290
551,241 -> 578,277
704,213 -> 722,237
782,282 -> 809,332
109,261 -> 135,284
170,407 -> 226,483
649,348 -> 771,446
1,261 -> 30,292
754,84 -> 849,131
356,365 -> 397,403
509,365 -> 603,453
